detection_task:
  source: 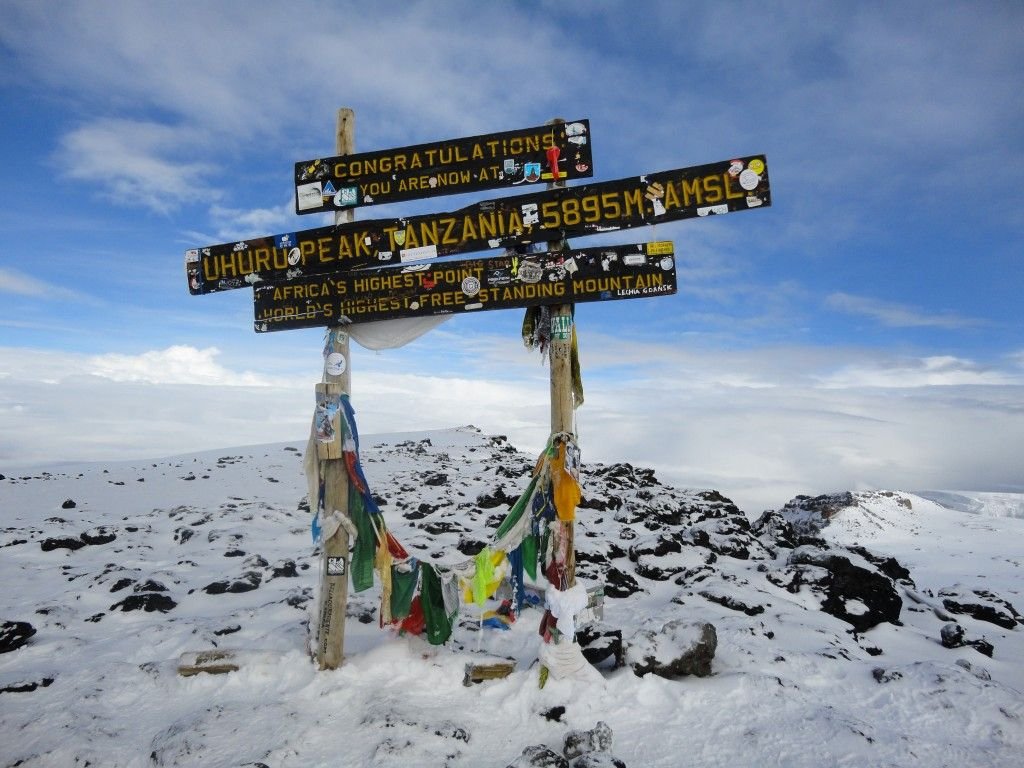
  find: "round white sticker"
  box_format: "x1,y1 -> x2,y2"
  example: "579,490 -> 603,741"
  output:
325,352 -> 347,376
739,169 -> 760,191
462,276 -> 481,296
287,247 -> 301,266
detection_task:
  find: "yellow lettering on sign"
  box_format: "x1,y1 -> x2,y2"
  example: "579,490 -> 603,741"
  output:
478,210 -> 497,239
680,177 -> 702,207
702,175 -> 725,204
724,172 -> 745,200
337,234 -> 353,260
662,180 -> 680,211
253,248 -> 270,274
440,217 -> 459,245
418,220 -> 440,247
317,237 -> 333,263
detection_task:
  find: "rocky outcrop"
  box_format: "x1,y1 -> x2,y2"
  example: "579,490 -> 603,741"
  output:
626,620 -> 717,678
767,546 -> 902,632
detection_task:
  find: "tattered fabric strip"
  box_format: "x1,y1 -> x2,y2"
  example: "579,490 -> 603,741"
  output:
304,391 -> 586,643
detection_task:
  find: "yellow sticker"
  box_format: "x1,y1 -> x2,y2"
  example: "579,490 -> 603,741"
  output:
748,158 -> 765,174
646,241 -> 674,256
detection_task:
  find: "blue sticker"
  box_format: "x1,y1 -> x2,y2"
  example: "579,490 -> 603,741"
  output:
275,233 -> 297,248
524,162 -> 541,183
336,186 -> 359,206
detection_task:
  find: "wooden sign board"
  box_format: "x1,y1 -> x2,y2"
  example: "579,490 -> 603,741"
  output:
187,155 -> 769,295
253,241 -> 677,332
294,119 -> 593,214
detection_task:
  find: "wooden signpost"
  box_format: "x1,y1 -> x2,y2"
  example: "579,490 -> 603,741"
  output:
184,107 -> 772,673
294,119 -> 593,214
185,154 -> 770,295
314,109 -> 356,671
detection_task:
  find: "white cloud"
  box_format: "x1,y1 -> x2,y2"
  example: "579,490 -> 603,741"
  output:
3,342 -> 1022,515
208,199 -> 298,243
825,292 -> 982,329
56,119 -> 218,213
0,268 -> 79,299
815,355 -> 1021,389
86,345 -> 299,387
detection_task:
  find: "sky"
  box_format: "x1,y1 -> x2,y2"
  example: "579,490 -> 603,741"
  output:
1,0 -> 1022,512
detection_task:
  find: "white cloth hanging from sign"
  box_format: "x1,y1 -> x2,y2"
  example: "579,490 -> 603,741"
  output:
545,581 -> 590,639
539,638 -> 602,682
347,316 -> 450,350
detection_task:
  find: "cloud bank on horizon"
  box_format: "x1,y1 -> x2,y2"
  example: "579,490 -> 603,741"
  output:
0,0 -> 1021,511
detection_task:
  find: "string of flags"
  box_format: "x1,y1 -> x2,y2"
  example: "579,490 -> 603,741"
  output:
307,394 -> 584,646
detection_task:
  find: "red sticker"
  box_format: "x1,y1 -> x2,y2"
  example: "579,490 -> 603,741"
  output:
547,146 -> 561,181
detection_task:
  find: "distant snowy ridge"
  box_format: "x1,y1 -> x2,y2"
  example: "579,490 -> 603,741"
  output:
914,490 -> 1024,519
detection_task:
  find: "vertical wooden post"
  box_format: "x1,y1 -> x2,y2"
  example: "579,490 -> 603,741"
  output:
316,108 -> 355,670
546,118 -> 577,588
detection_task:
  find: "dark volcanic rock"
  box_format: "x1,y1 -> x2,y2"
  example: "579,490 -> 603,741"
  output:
699,589 -> 765,616
784,547 -> 902,632
940,623 -> 966,649
627,620 -> 717,678
750,509 -> 800,549
968,638 -> 994,658
939,587 -> 1021,630
286,589 -> 313,608
872,667 -> 903,684
204,571 -> 262,594
271,560 -> 299,578
507,745 -> 568,768
564,721 -> 613,760
419,520 -> 468,536
134,579 -> 168,593
847,546 -> 913,586
577,494 -> 622,512
111,593 -> 177,613
81,527 -> 117,545
476,487 -> 519,509
567,755 -> 626,768
1,677 -> 54,694
61,499 -> 77,509
1,621 -> 36,653
422,472 -> 448,487
588,462 -> 655,490
777,492 -> 856,536
604,567 -> 642,599
627,534 -> 681,562
681,515 -> 770,561
628,534 -> 686,581
109,577 -> 134,593
456,537 -> 487,557
576,624 -> 624,669
404,502 -> 443,520
40,537 -> 86,552
174,527 -> 194,544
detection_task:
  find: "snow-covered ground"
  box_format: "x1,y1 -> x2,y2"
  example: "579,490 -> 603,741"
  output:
2,427 -> 1022,767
